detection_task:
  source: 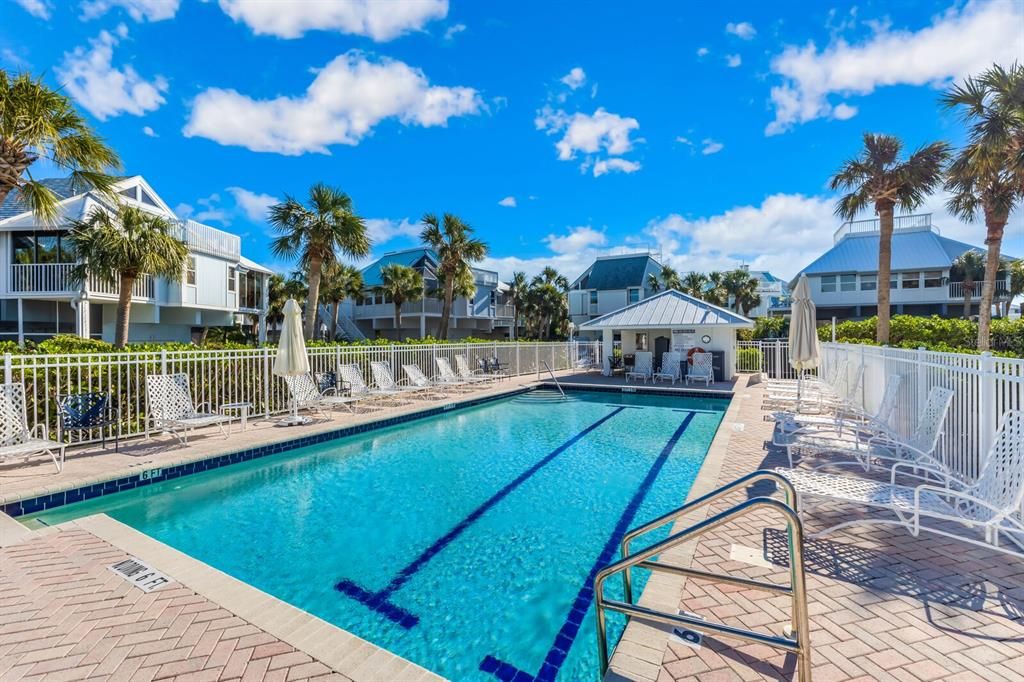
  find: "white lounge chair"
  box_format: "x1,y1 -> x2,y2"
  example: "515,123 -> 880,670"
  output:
765,360 -> 843,391
339,364 -> 402,403
435,357 -> 475,388
455,355 -> 492,383
773,374 -> 902,443
764,363 -> 863,407
776,410 -> 1024,555
284,373 -> 363,417
0,383 -> 66,472
626,352 -> 653,383
684,352 -> 714,386
403,364 -> 453,396
145,373 -> 232,445
370,362 -> 434,398
652,351 -> 682,384
783,386 -> 954,470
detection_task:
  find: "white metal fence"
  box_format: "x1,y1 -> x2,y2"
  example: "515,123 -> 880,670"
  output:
737,340 -> 803,380
4,341 -> 601,446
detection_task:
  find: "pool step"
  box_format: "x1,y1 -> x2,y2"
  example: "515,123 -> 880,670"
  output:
514,390 -> 577,404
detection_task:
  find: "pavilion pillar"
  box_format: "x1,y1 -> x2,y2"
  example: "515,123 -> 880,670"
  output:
602,328 -> 614,376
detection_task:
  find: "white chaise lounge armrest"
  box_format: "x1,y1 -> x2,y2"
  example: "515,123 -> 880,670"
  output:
912,484 -> 1007,520
30,422 -> 49,439
890,461 -> 964,488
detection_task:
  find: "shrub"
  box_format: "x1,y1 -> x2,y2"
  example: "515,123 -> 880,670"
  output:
819,314 -> 1024,357
737,347 -> 763,371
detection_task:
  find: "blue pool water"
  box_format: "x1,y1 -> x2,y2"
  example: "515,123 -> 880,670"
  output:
25,389 -> 727,681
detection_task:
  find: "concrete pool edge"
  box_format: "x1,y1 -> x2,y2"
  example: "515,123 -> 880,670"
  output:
69,513 -> 445,682
605,375 -> 751,682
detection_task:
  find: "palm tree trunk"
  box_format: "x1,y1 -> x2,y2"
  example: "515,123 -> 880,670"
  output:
977,212 -> 1007,352
875,204 -> 894,344
0,142 -> 34,207
394,303 -> 402,335
304,255 -> 323,340
330,301 -> 341,340
114,274 -> 135,349
963,280 -> 973,319
439,280 -> 454,340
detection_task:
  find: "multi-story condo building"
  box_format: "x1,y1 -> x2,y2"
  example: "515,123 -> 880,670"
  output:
0,176 -> 272,344
568,253 -> 662,334
791,214 -> 1012,321
344,247 -> 515,340
735,265 -> 789,318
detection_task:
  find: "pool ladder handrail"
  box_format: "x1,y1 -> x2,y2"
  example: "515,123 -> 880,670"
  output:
594,470 -> 811,682
540,360 -> 567,399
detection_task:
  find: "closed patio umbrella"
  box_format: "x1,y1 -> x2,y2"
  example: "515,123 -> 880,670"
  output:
788,275 -> 820,410
274,298 -> 311,425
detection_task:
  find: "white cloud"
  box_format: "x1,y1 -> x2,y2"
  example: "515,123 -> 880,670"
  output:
184,51 -> 483,155
364,217 -> 421,245
227,187 -> 279,222
544,226 -> 606,254
696,47 -> 709,57
726,21 -> 756,39
497,196 -> 517,208
187,193 -> 231,224
142,125 -> 157,137
536,107 -> 639,160
217,0 -> 448,41
56,25 -> 168,121
592,158 -> 641,177
12,0 -> 50,18
701,139 -> 724,155
174,202 -> 193,219
560,67 -> 586,90
831,103 -> 858,120
766,0 -> 1024,135
725,54 -> 742,68
81,0 -> 180,21
444,23 -> 466,40
676,136 -> 692,146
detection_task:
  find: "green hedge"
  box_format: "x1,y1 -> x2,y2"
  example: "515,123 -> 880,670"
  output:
818,315 -> 1024,357
737,347 -> 763,371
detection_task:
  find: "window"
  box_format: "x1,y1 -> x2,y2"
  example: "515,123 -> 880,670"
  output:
628,287 -> 640,304
363,295 -> 374,306
860,275 -> 877,291
840,274 -> 856,292
924,271 -> 943,288
10,232 -> 77,265
635,332 -> 648,351
820,275 -> 836,293
227,266 -> 236,292
186,257 -> 196,285
890,275 -> 899,289
902,272 -> 920,289
12,234 -> 35,264
140,189 -> 158,207
589,290 -> 598,305
118,187 -> 137,200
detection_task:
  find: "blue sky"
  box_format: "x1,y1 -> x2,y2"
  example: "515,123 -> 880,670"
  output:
3,0 -> 1023,282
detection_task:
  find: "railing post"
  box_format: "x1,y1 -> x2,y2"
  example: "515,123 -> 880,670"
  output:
535,344 -> 540,378
160,349 -> 168,374
4,353 -> 11,384
516,343 -> 521,376
263,346 -> 272,418
979,352 -> 996,462
916,347 -> 927,430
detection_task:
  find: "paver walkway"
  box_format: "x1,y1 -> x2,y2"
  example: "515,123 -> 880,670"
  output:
648,381 -> 1024,681
0,527 -> 348,682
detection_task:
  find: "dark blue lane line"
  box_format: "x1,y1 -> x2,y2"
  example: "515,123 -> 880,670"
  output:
335,406 -> 630,629
479,410 -> 698,682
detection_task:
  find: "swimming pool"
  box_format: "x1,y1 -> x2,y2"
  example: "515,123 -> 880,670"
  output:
24,388 -> 727,681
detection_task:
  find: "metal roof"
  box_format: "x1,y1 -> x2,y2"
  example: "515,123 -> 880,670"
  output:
579,289 -> 753,329
573,254 -> 660,290
796,227 -> 988,278
238,256 -> 274,275
360,248 -> 438,287
0,177 -> 84,220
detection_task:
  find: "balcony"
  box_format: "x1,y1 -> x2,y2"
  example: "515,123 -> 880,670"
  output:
833,213 -> 934,244
8,264 -> 155,301
175,220 -> 241,260
948,280 -> 1009,299
494,303 -> 515,320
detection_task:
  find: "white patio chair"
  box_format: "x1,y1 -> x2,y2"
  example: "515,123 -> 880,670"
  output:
339,364 -> 402,403
776,410 -> 1024,555
284,373 -> 362,418
652,351 -> 682,384
403,364 -> 452,396
765,360 -> 843,391
370,362 -> 435,398
435,357 -> 475,388
773,373 -> 901,442
684,352 -> 714,386
783,386 -> 954,470
0,383 -> 66,472
764,363 -> 864,415
145,373 -> 232,445
626,352 -> 653,383
455,355 -> 492,383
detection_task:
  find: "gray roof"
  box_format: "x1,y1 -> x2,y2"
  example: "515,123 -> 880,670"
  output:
574,255 -> 659,290
579,289 -> 753,329
797,227 -> 991,278
0,177 -> 85,220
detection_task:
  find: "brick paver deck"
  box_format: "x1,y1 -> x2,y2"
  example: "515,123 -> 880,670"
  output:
637,380 -> 1024,682
0,527 -> 348,682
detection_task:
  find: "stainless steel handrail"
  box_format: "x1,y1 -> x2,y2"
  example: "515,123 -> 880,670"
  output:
540,360 -> 566,399
594,472 -> 811,682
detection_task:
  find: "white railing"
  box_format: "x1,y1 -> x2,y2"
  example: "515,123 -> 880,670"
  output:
495,304 -> 515,320
88,274 -> 156,300
947,280 -> 1009,299
177,220 -> 241,260
10,263 -> 76,293
3,341 -> 600,446
833,213 -> 933,243
737,340 -> 802,380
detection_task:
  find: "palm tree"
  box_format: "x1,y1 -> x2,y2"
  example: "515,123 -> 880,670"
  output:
659,264 -> 683,291
0,71 -> 121,222
943,63 -> 1024,350
705,271 -> 728,307
269,184 -> 370,340
507,271 -> 529,339
951,250 -> 987,319
722,269 -> 762,314
319,262 -> 364,339
830,133 -> 949,344
420,213 -> 487,339
646,272 -> 661,292
68,205 -> 189,348
375,263 -> 424,334
527,267 -> 570,340
682,272 -> 708,299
